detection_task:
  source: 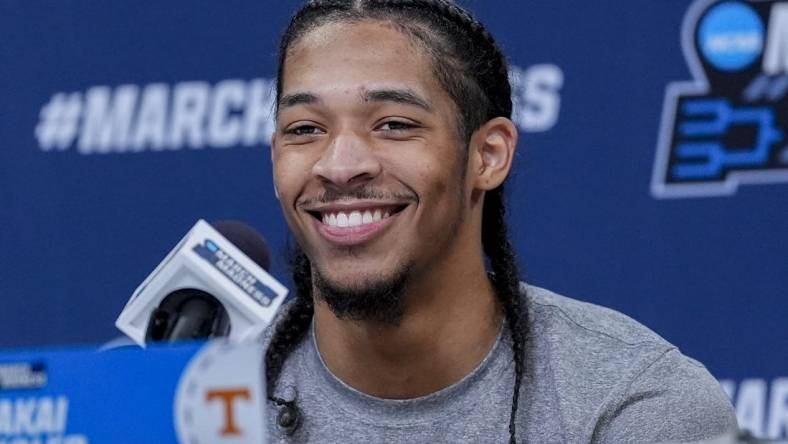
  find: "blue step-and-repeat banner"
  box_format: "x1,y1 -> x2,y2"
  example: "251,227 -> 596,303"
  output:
0,0 -> 786,438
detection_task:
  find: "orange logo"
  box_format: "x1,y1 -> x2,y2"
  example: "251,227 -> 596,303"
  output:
205,387 -> 251,436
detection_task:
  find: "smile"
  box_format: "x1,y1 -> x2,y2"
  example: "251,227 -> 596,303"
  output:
305,203 -> 410,246
321,209 -> 390,227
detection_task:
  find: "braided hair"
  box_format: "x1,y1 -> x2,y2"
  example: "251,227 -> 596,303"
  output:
266,1 -> 528,442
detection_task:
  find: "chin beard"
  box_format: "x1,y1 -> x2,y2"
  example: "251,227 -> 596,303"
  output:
312,265 -> 411,326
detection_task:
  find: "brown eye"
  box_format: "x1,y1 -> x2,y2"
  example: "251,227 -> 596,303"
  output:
377,120 -> 417,132
285,125 -> 323,136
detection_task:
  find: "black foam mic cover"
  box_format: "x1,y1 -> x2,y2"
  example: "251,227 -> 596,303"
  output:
212,220 -> 271,272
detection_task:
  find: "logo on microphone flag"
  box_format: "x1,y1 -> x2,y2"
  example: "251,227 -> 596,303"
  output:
193,239 -> 278,307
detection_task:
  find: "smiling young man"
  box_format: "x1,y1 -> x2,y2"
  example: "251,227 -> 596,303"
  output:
264,1 -> 738,443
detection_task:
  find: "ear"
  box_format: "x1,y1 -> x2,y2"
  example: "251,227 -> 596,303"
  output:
469,117 -> 518,191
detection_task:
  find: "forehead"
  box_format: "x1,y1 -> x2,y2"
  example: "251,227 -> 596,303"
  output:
280,20 -> 446,105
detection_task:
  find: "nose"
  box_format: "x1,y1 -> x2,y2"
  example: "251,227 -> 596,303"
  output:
312,131 -> 382,187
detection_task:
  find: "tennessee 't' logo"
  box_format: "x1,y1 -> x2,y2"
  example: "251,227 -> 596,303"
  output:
652,0 -> 788,198
174,342 -> 266,443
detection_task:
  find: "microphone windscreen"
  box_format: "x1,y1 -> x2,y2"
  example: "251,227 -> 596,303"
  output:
212,220 -> 272,272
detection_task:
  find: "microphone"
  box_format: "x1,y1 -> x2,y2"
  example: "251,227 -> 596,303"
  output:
115,219 -> 288,346
143,220 -> 272,342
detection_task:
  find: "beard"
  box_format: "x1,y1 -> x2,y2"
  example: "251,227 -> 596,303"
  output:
311,261 -> 412,326
293,163 -> 468,325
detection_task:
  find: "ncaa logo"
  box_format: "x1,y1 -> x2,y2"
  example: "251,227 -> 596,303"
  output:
652,0 -> 788,198
698,2 -> 764,71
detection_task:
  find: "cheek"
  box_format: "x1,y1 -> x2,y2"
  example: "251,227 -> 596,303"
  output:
410,150 -> 463,195
389,157 -> 463,221
272,157 -> 311,241
272,151 -> 309,200
418,168 -> 451,200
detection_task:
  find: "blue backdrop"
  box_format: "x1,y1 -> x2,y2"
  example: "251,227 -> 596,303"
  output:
1,0 -> 786,438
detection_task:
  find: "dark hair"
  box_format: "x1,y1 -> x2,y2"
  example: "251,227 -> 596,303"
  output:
266,1 -> 527,442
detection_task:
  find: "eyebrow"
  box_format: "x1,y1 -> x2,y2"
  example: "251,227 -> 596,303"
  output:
364,89 -> 432,111
278,92 -> 321,110
277,89 -> 433,112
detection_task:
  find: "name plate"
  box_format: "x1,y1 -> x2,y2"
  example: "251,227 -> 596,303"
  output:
0,341 -> 266,444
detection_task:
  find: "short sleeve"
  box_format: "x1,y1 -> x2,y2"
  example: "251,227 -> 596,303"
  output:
592,349 -> 739,443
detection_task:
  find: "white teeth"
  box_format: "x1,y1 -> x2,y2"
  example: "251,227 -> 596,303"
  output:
322,208 -> 395,228
337,213 -> 349,227
322,213 -> 339,227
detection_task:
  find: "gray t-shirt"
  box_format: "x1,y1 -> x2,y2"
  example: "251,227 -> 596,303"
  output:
265,285 -> 738,443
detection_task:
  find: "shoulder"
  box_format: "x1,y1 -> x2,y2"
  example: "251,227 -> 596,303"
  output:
523,283 -> 670,348
594,346 -> 739,442
520,284 -> 737,441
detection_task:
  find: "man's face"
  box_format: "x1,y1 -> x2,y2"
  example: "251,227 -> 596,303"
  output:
272,20 -> 471,304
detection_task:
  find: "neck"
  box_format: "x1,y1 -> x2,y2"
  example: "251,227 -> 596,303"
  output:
312,248 -> 502,399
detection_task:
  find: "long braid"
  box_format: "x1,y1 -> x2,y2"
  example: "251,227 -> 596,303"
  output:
267,1 -> 527,441
264,250 -> 313,431
483,185 -> 527,444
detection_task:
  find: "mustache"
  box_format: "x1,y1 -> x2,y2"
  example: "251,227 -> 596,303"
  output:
298,187 -> 418,206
